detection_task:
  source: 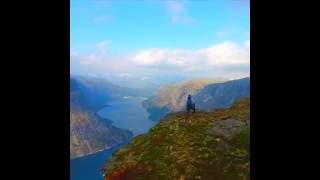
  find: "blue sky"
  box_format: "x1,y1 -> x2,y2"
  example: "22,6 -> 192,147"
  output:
71,0 -> 250,81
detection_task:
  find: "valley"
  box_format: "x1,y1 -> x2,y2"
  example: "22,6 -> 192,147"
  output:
70,76 -> 250,180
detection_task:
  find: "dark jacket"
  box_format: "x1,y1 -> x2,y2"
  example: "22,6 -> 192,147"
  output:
187,96 -> 192,106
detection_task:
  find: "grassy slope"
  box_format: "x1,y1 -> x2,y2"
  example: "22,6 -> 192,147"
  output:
102,98 -> 250,180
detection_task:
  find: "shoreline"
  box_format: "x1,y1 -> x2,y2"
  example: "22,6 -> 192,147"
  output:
70,140 -> 130,160
70,146 -> 113,160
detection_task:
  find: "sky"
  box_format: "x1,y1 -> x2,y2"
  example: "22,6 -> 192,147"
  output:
71,0 -> 250,81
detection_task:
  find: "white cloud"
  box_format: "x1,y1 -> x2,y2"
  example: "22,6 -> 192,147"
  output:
88,73 -> 98,77
141,76 -> 150,80
167,1 -> 185,14
71,52 -> 78,56
70,51 -> 79,59
80,54 -> 100,65
198,41 -> 249,66
71,40 -> 250,80
244,40 -> 250,49
166,1 -> 195,24
119,73 -> 134,78
96,40 -> 112,54
132,40 -> 250,72
132,49 -> 167,66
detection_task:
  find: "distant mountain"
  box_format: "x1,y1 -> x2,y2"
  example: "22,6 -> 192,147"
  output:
70,78 -> 133,158
73,76 -> 153,110
102,98 -> 250,179
143,78 -> 250,121
194,77 -> 250,110
102,74 -> 159,93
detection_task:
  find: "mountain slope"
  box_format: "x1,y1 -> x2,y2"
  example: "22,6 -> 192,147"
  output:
74,76 -> 153,110
70,78 -> 133,158
194,77 -> 250,110
143,78 -> 249,121
102,98 -> 250,180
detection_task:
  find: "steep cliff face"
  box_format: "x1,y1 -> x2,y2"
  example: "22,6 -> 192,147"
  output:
102,98 -> 250,180
194,77 -> 250,110
70,109 -> 132,158
70,78 -> 133,158
143,78 -> 249,121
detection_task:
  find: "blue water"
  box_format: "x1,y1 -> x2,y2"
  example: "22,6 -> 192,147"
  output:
70,98 -> 156,180
70,142 -> 127,180
97,98 -> 156,135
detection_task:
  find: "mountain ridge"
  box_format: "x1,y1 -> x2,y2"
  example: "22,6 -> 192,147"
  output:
143,77 -> 250,121
72,75 -> 154,111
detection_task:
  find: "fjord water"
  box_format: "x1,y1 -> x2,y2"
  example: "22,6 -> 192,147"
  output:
70,142 -> 127,180
70,98 -> 156,180
97,98 -> 156,135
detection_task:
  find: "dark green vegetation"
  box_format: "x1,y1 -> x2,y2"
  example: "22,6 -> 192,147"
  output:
102,98 -> 250,180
